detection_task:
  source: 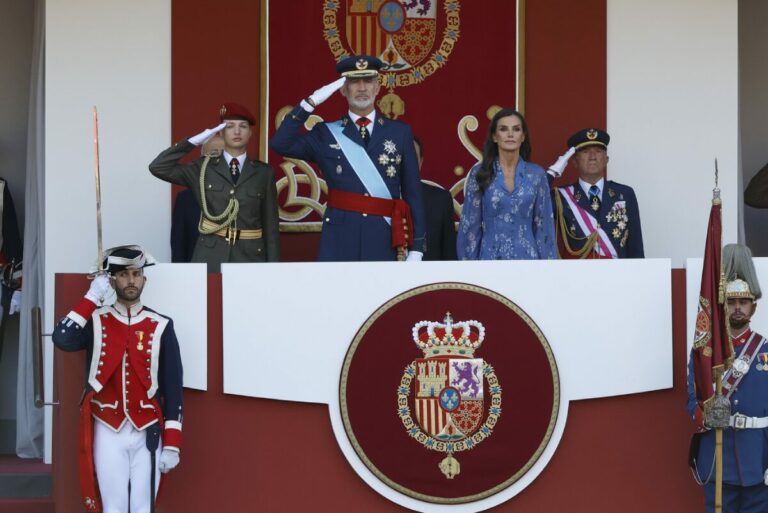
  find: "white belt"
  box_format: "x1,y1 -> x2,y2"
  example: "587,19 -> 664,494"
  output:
730,414 -> 768,429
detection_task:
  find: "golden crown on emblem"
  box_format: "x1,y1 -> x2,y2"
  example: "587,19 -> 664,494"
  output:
412,312 -> 485,358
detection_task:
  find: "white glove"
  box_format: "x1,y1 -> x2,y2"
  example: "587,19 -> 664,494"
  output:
188,122 -> 227,146
159,448 -> 180,474
85,274 -> 112,305
764,468 -> 768,486
8,290 -> 21,315
406,250 -> 423,262
301,77 -> 346,112
547,147 -> 576,177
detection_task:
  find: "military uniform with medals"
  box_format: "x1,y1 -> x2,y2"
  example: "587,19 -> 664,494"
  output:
687,267 -> 768,513
551,128 -> 644,259
270,55 -> 426,261
52,246 -> 183,513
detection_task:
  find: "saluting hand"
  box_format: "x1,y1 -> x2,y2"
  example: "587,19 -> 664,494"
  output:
301,77 -> 346,112
85,274 -> 112,305
547,147 -> 576,177
188,122 -> 227,146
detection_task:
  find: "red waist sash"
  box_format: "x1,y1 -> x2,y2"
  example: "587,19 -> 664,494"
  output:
326,189 -> 413,249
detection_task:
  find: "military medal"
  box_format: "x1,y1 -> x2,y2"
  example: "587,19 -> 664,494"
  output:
378,140 -> 400,178
590,196 -> 600,212
136,331 -> 145,352
757,353 -> 768,371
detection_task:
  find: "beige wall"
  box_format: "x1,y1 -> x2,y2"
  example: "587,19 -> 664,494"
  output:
608,0 -> 739,265
45,0 -> 171,461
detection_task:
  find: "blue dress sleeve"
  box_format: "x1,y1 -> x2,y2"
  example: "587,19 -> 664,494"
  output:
625,188 -> 645,258
456,165 -> 483,260
532,172 -> 557,259
51,315 -> 92,353
686,350 -> 699,420
269,105 -> 320,163
159,319 -> 184,424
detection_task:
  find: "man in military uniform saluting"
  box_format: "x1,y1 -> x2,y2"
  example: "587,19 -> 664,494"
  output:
687,244 -> 768,512
547,128 -> 644,258
270,55 -> 426,261
52,246 -> 183,513
149,103 -> 280,271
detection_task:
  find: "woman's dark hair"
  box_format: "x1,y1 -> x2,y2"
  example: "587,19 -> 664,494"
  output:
475,108 -> 531,192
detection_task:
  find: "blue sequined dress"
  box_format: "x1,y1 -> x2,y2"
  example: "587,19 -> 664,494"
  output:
457,159 -> 556,260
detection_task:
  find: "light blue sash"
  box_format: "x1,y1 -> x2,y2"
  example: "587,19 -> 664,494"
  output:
327,121 -> 392,203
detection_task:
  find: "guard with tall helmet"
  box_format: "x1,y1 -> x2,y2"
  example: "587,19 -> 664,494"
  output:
687,243 -> 768,512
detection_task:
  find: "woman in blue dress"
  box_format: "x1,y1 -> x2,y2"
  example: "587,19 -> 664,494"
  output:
457,108 -> 556,260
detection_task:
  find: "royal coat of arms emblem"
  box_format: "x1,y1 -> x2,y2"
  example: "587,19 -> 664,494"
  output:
340,283 -> 558,504
323,0 -> 461,118
398,313 -> 501,479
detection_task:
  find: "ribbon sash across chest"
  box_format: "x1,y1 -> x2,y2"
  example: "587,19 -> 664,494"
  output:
327,121 -> 392,225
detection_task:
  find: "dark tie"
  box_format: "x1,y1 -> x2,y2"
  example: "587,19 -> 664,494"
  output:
230,158 -> 240,183
356,117 -> 371,145
589,185 -> 601,212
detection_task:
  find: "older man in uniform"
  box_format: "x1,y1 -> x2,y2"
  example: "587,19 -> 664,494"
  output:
687,243 -> 768,513
547,128 -> 644,258
149,103 -> 280,271
52,246 -> 183,513
270,55 -> 425,261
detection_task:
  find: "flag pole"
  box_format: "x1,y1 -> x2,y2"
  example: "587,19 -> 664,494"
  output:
713,158 -> 723,513
714,376 -> 723,513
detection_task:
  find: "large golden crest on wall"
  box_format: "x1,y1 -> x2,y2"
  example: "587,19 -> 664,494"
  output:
323,0 -> 460,119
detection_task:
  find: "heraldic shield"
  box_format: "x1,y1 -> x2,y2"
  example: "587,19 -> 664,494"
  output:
340,283 -> 559,505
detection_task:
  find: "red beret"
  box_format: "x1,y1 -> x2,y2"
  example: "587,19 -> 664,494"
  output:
219,103 -> 255,126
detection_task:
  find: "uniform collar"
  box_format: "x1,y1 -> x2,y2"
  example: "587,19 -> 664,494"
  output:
348,110 -> 377,135
223,151 -> 246,169
112,301 -> 144,318
579,177 -> 605,199
731,328 -> 753,346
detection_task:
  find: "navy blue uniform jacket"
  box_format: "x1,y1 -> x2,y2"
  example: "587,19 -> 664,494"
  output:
687,331 -> 768,486
552,178 -> 644,258
270,105 -> 426,261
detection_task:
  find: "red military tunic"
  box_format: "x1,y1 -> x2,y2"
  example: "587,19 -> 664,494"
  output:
54,297 -> 184,511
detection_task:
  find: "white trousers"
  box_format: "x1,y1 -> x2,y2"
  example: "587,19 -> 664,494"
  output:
93,421 -> 161,513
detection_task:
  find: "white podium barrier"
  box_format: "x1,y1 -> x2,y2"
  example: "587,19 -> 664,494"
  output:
141,263 -> 208,391
221,259 -> 672,512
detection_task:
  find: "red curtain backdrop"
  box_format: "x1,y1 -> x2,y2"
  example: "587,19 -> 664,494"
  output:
266,1 -> 519,254
165,0 -> 607,262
